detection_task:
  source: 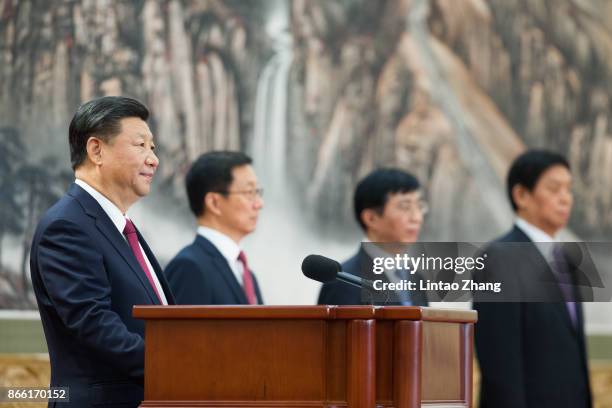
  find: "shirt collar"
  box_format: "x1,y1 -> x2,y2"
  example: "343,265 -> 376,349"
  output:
515,217 -> 557,260
515,217 -> 557,242
197,226 -> 241,265
75,179 -> 127,233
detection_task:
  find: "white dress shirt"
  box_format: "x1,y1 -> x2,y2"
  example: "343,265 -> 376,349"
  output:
515,217 -> 557,262
197,226 -> 245,285
75,179 -> 168,305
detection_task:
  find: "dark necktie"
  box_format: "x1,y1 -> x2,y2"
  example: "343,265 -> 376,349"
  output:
394,268 -> 413,306
551,244 -> 577,326
237,251 -> 257,305
123,219 -> 162,303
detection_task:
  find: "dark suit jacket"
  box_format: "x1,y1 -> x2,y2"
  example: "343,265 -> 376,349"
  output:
30,183 -> 175,408
317,246 -> 428,306
164,235 -> 264,305
474,226 -> 592,408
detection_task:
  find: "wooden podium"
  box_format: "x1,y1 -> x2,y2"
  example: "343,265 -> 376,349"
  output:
133,306 -> 476,408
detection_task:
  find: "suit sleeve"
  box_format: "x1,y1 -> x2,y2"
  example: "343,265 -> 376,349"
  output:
473,245 -> 528,408
36,219 -> 144,379
164,256 -> 212,304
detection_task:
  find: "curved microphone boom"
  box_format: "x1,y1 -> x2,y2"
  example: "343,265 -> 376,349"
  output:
301,254 -> 375,290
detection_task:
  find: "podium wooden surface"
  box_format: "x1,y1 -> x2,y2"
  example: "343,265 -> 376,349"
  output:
133,306 -> 477,408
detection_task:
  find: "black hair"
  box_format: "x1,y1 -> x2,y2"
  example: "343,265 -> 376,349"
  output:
186,151 -> 253,216
353,168 -> 421,231
69,96 -> 149,170
507,149 -> 570,211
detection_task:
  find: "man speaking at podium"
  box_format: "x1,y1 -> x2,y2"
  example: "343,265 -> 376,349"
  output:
30,96 -> 175,408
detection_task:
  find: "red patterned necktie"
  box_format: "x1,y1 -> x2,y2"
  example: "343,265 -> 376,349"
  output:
123,218 -> 162,303
237,251 -> 257,305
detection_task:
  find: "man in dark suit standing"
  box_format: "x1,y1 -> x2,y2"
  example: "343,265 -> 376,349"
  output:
474,150 -> 592,408
318,168 -> 428,306
30,96 -> 175,407
165,151 -> 264,305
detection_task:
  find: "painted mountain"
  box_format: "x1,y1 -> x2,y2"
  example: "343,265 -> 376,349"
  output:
1,0 -> 611,307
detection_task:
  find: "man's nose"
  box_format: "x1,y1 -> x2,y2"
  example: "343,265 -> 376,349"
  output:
147,151 -> 159,168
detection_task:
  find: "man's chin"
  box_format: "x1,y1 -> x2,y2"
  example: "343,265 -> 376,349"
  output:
552,216 -> 570,231
136,185 -> 152,197
401,233 -> 419,243
401,239 -> 418,245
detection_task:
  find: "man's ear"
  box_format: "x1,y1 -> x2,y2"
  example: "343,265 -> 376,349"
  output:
512,184 -> 530,211
85,136 -> 103,166
203,192 -> 223,217
361,208 -> 380,231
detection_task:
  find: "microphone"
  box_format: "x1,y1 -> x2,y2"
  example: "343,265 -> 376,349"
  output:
301,254 -> 375,290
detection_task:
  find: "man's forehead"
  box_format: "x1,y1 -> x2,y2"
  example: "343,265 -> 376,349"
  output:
120,117 -> 153,138
542,175 -> 572,184
540,166 -> 572,183
134,131 -> 154,140
232,164 -> 254,175
231,165 -> 257,183
390,190 -> 421,201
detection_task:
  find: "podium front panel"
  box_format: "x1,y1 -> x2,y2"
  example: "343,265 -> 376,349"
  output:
145,319 -> 327,401
134,305 -> 476,408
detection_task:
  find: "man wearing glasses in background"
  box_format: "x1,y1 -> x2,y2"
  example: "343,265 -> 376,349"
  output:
165,151 -> 264,305
318,168 -> 429,306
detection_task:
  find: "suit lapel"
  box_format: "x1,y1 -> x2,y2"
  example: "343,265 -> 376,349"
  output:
512,226 -> 580,336
530,248 -> 578,335
195,236 -> 248,304
252,275 -> 264,305
137,228 -> 175,305
574,301 -> 588,357
96,219 -> 162,305
214,257 -> 248,304
69,183 -> 161,305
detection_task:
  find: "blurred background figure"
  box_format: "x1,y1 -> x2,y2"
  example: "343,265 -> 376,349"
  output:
318,168 -> 428,306
165,151 -> 265,305
474,150 -> 591,408
1,0 -> 612,406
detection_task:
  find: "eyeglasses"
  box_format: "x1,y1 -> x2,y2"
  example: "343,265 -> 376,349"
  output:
218,188 -> 264,200
396,200 -> 429,215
